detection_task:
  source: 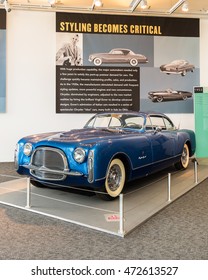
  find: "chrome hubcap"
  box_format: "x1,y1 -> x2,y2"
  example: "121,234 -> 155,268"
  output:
107,164 -> 122,192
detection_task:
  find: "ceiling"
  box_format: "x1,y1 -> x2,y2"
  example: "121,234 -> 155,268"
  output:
1,0 -> 208,17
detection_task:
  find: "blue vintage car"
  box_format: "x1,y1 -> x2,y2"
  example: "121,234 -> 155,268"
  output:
15,111 -> 196,200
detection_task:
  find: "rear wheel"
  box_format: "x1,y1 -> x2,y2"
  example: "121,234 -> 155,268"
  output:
96,158 -> 125,200
130,58 -> 138,66
175,143 -> 189,170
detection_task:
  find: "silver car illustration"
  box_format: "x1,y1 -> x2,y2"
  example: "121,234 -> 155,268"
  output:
89,48 -> 148,66
148,89 -> 192,102
160,59 -> 195,76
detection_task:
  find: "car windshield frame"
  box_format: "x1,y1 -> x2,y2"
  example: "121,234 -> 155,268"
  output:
84,113 -> 145,131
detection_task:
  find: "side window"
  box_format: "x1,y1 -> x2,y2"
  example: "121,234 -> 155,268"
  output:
125,116 -> 144,129
145,117 -> 153,130
109,117 -> 121,127
112,50 -> 122,55
163,117 -> 175,130
93,116 -> 111,127
150,116 -> 166,130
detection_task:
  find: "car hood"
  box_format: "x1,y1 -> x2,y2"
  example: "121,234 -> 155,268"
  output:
21,128 -> 138,146
149,90 -> 171,94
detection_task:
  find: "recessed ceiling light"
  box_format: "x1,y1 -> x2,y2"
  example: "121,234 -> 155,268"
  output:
48,0 -> 56,5
94,0 -> 102,7
182,2 -> 189,12
140,0 -> 148,10
4,0 -> 11,12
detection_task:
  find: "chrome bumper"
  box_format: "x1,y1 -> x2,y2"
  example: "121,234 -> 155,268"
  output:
22,164 -> 83,177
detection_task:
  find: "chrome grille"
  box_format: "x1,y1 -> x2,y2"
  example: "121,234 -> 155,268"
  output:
30,147 -> 68,180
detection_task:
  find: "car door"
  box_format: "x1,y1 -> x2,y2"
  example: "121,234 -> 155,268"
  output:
171,90 -> 179,100
147,115 -> 178,168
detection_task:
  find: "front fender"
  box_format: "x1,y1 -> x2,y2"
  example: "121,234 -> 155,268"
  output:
91,136 -> 152,182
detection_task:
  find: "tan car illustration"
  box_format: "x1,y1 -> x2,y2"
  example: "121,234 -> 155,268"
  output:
89,48 -> 148,66
160,59 -> 195,76
148,89 -> 192,102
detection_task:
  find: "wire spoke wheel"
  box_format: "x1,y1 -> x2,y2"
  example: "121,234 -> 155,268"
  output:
105,159 -> 125,198
107,165 -> 122,191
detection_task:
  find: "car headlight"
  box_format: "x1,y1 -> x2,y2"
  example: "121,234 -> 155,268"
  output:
73,148 -> 86,163
23,143 -> 33,156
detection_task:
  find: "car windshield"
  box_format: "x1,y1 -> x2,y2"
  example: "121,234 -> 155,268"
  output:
84,114 -> 144,130
171,60 -> 186,65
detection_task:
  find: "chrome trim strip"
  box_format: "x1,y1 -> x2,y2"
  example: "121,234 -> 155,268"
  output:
87,150 -> 94,183
132,154 -> 181,171
14,144 -> 19,170
22,164 -> 83,177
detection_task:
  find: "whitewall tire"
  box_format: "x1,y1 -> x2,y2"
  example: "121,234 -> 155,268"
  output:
175,143 -> 190,170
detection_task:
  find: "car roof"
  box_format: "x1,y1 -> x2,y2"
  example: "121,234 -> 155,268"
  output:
170,59 -> 188,63
94,111 -> 167,118
111,48 -> 132,52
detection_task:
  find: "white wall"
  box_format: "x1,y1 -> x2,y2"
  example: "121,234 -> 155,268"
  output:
199,19 -> 208,85
0,11 -> 207,162
0,10 -> 91,162
169,19 -> 208,132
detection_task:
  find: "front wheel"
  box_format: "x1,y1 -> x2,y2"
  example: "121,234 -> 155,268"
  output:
175,143 -> 190,170
96,158 -> 125,200
157,96 -> 163,102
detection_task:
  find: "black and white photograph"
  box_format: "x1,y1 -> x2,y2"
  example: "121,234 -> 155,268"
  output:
56,33 -> 83,66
